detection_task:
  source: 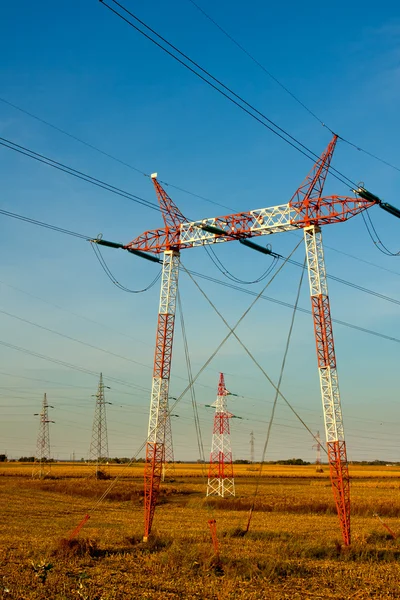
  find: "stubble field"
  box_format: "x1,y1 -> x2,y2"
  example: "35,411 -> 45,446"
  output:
1,462 -> 400,599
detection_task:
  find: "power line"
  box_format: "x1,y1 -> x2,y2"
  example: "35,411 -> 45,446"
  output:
0,339 -> 145,391
4,96 -> 400,273
204,244 -> 278,285
186,0 -> 400,175
0,136 -> 159,213
205,243 -> 400,306
0,279 -> 154,348
0,204 -> 397,344
91,242 -> 161,292
188,269 -> 400,345
99,0 -> 357,190
0,207 -> 91,240
0,96 -> 234,212
186,0 -> 326,128
3,109 -> 399,272
1,198 -> 398,311
247,255 -> 306,531
0,307 -> 157,373
361,211 -> 400,257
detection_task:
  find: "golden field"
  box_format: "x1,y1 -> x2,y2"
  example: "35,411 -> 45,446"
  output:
1,462 -> 400,599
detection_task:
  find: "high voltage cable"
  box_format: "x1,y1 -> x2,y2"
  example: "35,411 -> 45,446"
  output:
247,256 -> 307,532
204,244 -> 278,285
186,0 -> 327,127
91,242 -> 161,293
0,205 -> 398,344
0,96 -> 234,212
180,251 -> 325,451
2,199 -> 398,308
3,97 -> 400,271
0,299 -> 222,396
0,207 -> 91,240
99,0 -> 358,190
0,307 -> 156,372
0,136 -> 159,212
186,0 -> 400,175
0,339 -> 144,391
82,239 -> 305,515
0,279 -> 154,348
361,211 -> 400,257
1,202 -> 398,309
189,269 -> 400,345
0,97 -> 147,177
204,243 -> 400,306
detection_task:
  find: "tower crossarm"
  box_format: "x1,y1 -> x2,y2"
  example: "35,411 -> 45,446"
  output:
125,195 -> 377,254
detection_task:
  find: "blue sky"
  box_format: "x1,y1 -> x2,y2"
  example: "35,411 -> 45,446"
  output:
0,0 -> 399,462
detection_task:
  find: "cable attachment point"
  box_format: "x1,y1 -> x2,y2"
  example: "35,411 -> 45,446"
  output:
354,187 -> 382,204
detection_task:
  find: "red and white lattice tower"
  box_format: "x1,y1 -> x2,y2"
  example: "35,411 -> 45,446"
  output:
206,373 -> 235,497
93,134 -> 395,544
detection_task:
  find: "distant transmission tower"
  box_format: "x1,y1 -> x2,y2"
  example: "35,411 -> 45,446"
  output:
89,373 -> 111,478
250,431 -> 255,463
206,373 -> 235,497
33,393 -> 54,479
313,431 -> 324,473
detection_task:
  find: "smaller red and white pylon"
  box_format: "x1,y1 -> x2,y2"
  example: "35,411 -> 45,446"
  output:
206,373 -> 235,497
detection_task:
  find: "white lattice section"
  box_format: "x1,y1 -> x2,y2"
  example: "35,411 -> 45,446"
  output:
207,477 -> 235,497
180,203 -> 298,246
147,251 -> 180,444
319,367 -> 344,442
304,227 -> 328,296
158,251 -> 179,314
304,226 -> 345,444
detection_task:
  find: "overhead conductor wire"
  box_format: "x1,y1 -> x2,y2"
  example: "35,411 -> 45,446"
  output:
180,247 -> 324,449
177,290 -> 218,542
69,238 -> 316,533
98,0 -> 358,190
245,255 -> 308,533
0,205 -> 397,344
0,136 -> 159,212
91,242 -> 161,293
186,0 -> 400,174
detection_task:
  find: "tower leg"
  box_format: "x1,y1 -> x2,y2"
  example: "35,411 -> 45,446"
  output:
304,226 -> 351,546
143,250 -> 179,541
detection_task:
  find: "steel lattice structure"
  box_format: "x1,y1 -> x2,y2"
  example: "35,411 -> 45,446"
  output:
34,393 -> 54,479
93,133 -> 399,545
143,250 -> 179,540
206,373 -> 235,498
89,373 -> 110,478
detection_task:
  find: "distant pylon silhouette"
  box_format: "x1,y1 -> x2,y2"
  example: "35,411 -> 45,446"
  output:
313,431 -> 324,473
250,431 -> 255,463
89,373 -> 111,478
33,393 -> 54,479
206,373 -> 235,497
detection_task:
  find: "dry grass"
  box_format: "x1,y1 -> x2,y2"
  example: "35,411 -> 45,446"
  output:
1,463 -> 400,598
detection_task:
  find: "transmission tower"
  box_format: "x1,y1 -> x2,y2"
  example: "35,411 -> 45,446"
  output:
89,373 -> 111,478
206,373 -> 235,497
250,431 -> 255,463
33,393 -> 54,479
313,431 -> 324,473
92,134 -> 400,544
